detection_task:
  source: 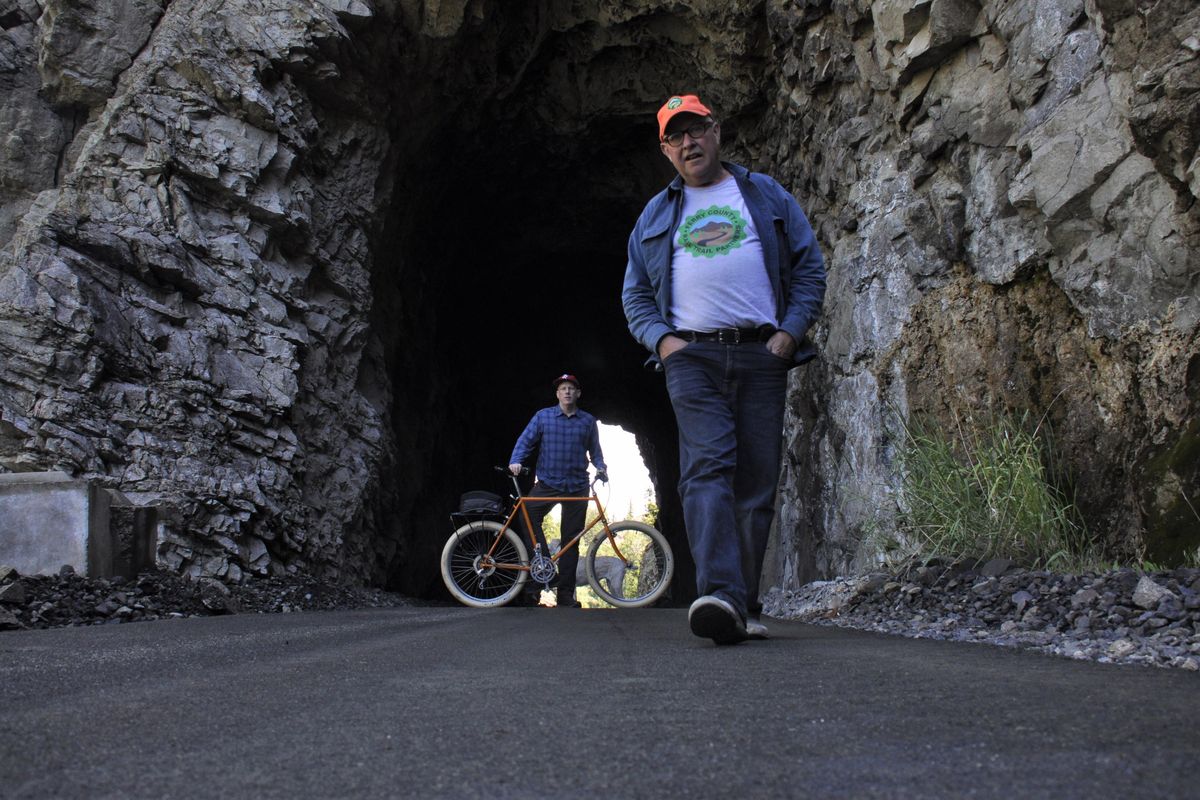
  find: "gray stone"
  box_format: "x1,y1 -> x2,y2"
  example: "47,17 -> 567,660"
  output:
200,591 -> 240,615
980,559 -> 1015,577
198,578 -> 231,598
1157,598 -> 1184,621
1011,590 -> 1034,614
0,607 -> 21,630
971,579 -> 997,595
94,600 -> 119,616
1133,576 -> 1175,610
0,580 -> 26,604
36,0 -> 166,108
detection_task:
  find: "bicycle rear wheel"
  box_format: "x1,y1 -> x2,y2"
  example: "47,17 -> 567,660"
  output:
585,521 -> 673,608
441,520 -> 529,607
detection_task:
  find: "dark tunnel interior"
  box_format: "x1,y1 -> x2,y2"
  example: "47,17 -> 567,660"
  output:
375,108 -> 700,602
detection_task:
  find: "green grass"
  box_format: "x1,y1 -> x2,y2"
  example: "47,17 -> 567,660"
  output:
888,410 -> 1095,571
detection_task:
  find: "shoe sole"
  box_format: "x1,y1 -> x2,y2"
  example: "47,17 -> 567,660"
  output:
689,599 -> 747,645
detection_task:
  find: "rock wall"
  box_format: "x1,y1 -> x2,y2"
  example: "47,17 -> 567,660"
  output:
0,0 -> 1196,589
762,0 -> 1199,586
0,0 -> 396,583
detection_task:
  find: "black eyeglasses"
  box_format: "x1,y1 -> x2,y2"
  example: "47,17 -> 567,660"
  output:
662,121 -> 713,147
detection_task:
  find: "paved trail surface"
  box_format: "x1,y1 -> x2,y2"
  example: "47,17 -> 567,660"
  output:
1,607 -> 1196,798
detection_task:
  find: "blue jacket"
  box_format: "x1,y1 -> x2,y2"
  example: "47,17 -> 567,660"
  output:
621,162 -> 826,368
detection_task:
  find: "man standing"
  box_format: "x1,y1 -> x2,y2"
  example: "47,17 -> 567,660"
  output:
622,94 -> 825,644
509,373 -> 608,607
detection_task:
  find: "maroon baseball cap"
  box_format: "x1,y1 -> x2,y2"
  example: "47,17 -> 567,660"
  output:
553,373 -> 580,388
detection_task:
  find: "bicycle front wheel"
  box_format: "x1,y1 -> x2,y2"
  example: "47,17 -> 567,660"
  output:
585,521 -> 673,608
441,520 -> 529,607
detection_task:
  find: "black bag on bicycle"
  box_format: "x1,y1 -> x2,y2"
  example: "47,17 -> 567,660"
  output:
459,490 -> 504,517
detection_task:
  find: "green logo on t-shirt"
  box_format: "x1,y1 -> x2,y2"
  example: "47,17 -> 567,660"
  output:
677,205 -> 748,259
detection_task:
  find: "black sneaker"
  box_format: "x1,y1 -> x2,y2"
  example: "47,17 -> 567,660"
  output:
688,595 -> 747,645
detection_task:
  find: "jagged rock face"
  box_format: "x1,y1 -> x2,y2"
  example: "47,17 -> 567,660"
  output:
0,0 -> 1196,592
0,0 -> 397,584
764,0 -> 1199,585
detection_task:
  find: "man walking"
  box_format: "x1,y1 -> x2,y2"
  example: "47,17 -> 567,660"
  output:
509,373 -> 608,607
622,94 -> 825,643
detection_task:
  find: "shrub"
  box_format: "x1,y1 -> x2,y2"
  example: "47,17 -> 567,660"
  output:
892,411 -> 1093,570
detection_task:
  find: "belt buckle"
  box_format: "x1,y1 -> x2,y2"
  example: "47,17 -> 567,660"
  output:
717,328 -> 740,344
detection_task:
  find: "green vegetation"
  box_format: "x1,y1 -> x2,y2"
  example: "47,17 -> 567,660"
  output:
539,515 -> 561,546
642,489 -> 659,527
538,496 -> 666,608
576,586 -> 606,608
884,410 -> 1095,571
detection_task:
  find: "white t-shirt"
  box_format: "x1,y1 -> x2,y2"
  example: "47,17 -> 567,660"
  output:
668,174 -> 776,332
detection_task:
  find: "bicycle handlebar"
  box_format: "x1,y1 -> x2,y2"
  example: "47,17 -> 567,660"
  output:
493,465 -> 606,499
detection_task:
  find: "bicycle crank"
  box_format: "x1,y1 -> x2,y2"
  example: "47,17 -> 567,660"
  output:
529,551 -> 556,588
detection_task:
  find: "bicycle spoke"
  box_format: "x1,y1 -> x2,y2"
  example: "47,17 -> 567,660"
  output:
441,522 -> 528,606
585,522 -> 673,608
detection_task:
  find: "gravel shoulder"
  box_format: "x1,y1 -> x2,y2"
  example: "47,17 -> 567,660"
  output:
765,559 -> 1200,670
0,564 -> 414,630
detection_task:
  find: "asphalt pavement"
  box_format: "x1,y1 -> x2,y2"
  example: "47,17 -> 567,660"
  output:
1,607 -> 1197,798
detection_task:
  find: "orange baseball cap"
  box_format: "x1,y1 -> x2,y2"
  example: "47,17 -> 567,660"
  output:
657,95 -> 712,140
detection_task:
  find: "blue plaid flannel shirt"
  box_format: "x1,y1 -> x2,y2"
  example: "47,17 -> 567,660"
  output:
509,406 -> 607,494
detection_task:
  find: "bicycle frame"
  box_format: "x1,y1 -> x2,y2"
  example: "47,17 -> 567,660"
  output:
442,467 -> 674,609
482,471 -> 630,572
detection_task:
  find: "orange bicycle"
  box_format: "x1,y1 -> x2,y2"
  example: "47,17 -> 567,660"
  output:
440,467 -> 674,608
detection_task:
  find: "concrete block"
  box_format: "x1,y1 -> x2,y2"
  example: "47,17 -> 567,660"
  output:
0,472 -> 113,577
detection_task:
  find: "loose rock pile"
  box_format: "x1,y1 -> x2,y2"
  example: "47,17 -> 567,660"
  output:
764,560 -> 1200,671
0,565 -> 411,631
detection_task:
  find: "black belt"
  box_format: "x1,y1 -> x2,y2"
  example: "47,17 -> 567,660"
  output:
675,326 -> 775,344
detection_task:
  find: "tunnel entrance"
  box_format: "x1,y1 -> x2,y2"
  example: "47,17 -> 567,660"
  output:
340,5 -> 778,601
374,104 -> 694,600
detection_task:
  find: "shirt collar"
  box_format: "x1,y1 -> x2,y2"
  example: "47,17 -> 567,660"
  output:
668,160 -> 745,196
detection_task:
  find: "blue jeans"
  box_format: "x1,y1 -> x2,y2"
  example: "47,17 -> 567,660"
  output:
663,341 -> 790,617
